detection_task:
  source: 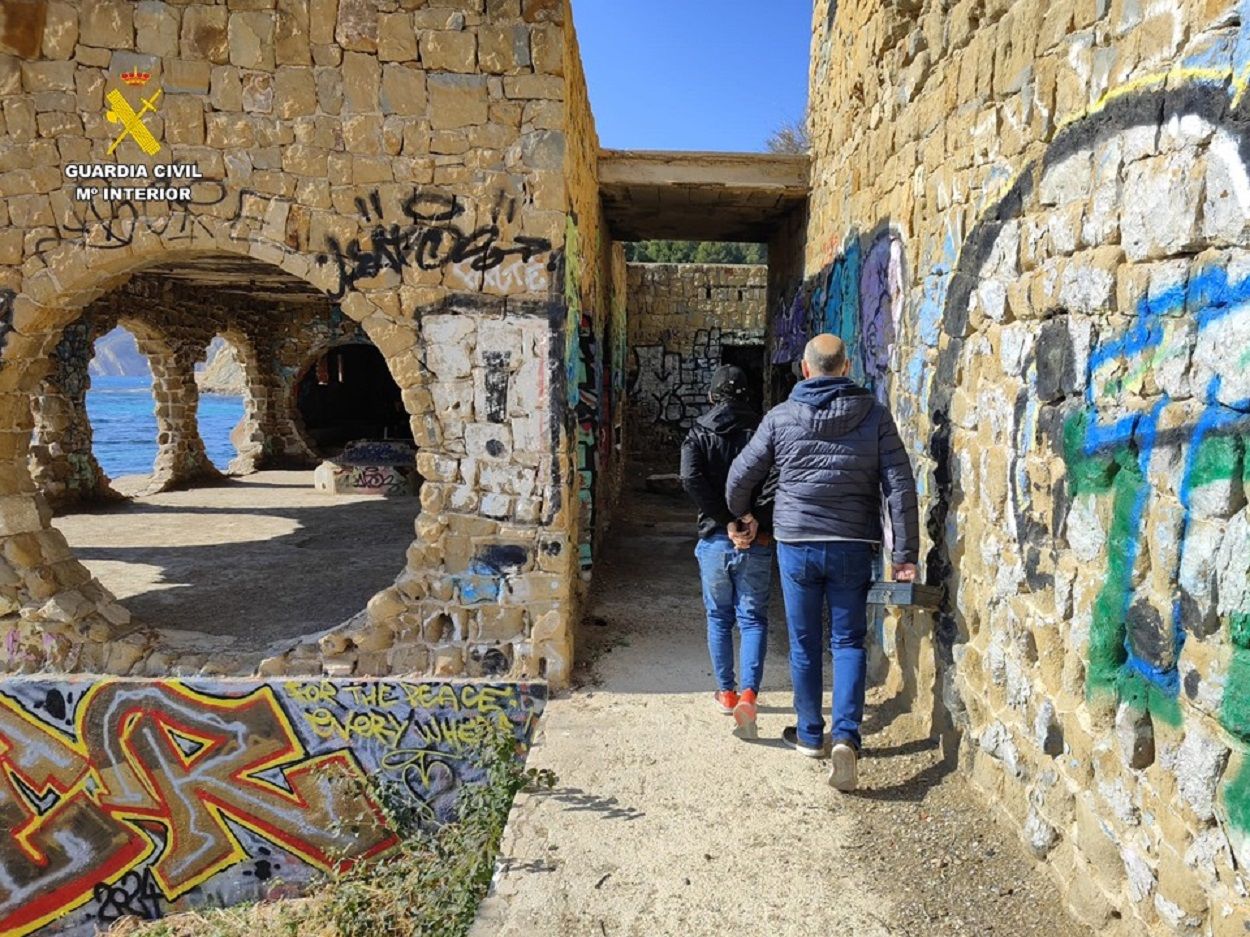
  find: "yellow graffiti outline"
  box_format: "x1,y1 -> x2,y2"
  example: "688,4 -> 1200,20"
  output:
0,689 -> 159,937
76,679 -> 392,901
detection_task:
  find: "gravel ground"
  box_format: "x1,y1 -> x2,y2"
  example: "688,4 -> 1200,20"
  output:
472,485 -> 1090,937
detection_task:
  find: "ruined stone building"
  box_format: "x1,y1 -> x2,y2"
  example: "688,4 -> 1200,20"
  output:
0,0 -> 1248,933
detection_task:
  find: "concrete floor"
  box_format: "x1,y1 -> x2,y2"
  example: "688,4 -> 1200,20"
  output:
471,484 -> 1090,937
55,470 -> 418,652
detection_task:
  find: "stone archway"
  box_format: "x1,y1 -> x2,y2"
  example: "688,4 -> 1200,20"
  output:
2,232 -> 426,675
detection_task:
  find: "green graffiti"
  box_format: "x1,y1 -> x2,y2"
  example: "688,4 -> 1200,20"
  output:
1115,669 -> 1182,726
1224,762 -> 1250,836
1190,432 -> 1245,490
1223,615 -> 1250,743
1062,409 -> 1118,495
1084,447 -> 1141,698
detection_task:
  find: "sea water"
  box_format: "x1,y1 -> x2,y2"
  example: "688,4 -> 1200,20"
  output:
85,376 -> 245,478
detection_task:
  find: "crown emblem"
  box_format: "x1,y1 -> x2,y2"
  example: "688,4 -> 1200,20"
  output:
121,70 -> 152,87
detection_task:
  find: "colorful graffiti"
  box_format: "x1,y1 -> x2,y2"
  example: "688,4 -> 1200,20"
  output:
314,440 -> 419,495
0,677 -> 544,936
771,228 -> 904,403
1063,268 -> 1250,715
919,81 -> 1250,865
563,217 -> 610,576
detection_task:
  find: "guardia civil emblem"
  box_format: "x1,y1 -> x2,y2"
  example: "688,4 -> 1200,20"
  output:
106,69 -> 163,156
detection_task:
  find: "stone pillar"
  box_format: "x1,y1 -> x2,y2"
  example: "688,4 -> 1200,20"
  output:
249,326 -> 318,467
28,321 -> 121,508
209,332 -> 271,475
132,325 -> 220,492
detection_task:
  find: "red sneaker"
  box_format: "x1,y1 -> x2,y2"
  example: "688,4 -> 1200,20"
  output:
714,690 -> 739,714
733,689 -> 758,740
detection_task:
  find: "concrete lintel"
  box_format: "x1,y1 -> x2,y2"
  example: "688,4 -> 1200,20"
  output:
599,149 -> 810,193
598,149 -> 810,243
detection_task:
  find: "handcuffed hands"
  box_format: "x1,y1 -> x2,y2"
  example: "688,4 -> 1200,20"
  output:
728,515 -> 758,550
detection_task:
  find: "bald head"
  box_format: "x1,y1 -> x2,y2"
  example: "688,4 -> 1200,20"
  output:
802,334 -> 848,377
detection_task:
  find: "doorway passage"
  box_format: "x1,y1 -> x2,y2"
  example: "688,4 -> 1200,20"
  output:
296,344 -> 412,457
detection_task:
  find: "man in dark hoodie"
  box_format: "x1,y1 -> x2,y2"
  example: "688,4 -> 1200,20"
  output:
680,365 -> 775,740
725,334 -> 918,791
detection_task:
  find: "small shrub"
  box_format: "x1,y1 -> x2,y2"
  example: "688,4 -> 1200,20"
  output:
326,724 -> 556,937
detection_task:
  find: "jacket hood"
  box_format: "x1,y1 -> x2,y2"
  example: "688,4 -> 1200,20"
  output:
788,376 -> 875,437
696,400 -> 760,435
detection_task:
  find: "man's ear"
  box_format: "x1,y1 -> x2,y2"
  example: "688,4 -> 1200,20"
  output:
800,359 -> 811,379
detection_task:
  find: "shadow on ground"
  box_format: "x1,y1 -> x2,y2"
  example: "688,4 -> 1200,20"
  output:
54,471 -> 418,650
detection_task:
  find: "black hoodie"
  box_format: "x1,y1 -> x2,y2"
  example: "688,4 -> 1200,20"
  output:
679,400 -> 776,540
724,376 -> 919,564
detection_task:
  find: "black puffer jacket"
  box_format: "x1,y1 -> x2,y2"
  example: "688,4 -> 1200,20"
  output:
725,377 -> 919,563
680,401 -> 776,539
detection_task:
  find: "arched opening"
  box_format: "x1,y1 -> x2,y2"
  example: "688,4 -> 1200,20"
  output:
294,343 -> 413,458
25,252 -> 423,660
195,333 -> 254,475
85,325 -> 159,491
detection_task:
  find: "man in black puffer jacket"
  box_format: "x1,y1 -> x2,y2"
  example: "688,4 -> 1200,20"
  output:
726,334 -> 918,791
680,365 -> 776,741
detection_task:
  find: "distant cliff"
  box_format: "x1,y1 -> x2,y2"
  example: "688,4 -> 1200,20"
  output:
89,328 -> 150,378
197,340 -> 246,396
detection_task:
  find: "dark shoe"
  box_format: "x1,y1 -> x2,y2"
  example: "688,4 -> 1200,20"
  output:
782,725 -> 827,758
828,741 -> 858,791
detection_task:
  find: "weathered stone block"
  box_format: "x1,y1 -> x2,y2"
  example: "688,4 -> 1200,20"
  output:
181,5 -> 229,63
80,0 -> 133,48
380,63 -> 427,115
341,50 -> 380,112
335,0 -> 378,52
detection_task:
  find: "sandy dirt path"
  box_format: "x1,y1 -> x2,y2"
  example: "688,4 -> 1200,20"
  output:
472,486 -> 1089,937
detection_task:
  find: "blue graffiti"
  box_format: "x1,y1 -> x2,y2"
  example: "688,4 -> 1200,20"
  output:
1075,266 -> 1250,695
771,292 -> 807,365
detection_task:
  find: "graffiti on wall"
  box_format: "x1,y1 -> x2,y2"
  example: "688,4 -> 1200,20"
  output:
0,677 -> 544,937
919,80 -> 1250,855
561,217 -> 606,575
628,328 -> 763,434
772,229 -> 904,402
31,183 -> 233,259
1062,269 -> 1250,713
316,190 -> 557,301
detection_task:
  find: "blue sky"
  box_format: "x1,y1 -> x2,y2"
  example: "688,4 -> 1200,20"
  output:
571,2 -> 812,152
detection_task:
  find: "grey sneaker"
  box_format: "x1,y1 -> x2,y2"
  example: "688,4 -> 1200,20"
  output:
828,742 -> 858,791
782,726 -> 828,758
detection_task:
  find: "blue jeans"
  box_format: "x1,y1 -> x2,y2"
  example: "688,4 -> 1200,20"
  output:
694,534 -> 773,693
776,540 -> 874,750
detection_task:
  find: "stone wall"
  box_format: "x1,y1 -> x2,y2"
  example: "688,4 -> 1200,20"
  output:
625,263 -> 766,467
0,0 -> 608,687
559,0 -> 619,594
800,0 -> 1250,931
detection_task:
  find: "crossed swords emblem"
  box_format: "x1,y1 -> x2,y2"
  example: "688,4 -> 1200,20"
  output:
105,87 -> 163,156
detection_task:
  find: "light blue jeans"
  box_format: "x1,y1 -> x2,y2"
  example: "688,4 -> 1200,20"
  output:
694,533 -> 774,693
776,540 -> 874,750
